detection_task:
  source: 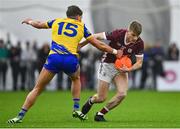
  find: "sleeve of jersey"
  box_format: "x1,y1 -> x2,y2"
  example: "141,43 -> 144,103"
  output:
135,41 -> 144,57
105,29 -> 120,41
46,19 -> 56,28
84,25 -> 93,39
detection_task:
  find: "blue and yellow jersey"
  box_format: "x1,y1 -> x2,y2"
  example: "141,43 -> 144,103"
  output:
45,18 -> 92,56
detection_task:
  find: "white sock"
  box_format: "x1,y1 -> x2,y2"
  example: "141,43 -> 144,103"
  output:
97,112 -> 104,116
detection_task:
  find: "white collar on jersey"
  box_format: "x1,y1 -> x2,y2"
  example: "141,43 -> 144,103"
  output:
124,32 -> 131,45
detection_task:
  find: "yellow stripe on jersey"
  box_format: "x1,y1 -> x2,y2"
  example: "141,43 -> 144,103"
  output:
46,18 -> 92,55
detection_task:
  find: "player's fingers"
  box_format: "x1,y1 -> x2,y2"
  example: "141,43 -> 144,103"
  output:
119,68 -> 127,73
117,68 -> 123,72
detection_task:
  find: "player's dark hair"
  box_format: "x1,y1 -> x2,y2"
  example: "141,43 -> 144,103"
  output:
129,21 -> 142,36
66,5 -> 83,18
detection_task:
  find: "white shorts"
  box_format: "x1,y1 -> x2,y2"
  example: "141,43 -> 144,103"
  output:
97,62 -> 120,83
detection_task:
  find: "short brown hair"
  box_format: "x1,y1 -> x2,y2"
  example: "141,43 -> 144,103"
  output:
129,21 -> 142,36
66,5 -> 83,18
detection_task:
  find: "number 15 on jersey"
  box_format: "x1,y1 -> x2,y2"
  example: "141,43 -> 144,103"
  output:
58,22 -> 78,37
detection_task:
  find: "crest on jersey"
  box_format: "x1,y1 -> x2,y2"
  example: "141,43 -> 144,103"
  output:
117,42 -> 121,46
127,48 -> 132,53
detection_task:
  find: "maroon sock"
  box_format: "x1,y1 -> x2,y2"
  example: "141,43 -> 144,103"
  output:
99,106 -> 109,115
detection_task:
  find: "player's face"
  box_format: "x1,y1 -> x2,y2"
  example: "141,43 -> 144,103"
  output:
126,30 -> 139,43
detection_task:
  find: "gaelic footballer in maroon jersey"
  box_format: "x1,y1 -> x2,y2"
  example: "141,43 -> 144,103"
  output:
79,21 -> 144,122
102,29 -> 144,63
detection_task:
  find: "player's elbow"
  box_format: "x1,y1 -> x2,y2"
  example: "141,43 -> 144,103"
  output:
138,60 -> 143,68
70,75 -> 80,81
139,64 -> 142,69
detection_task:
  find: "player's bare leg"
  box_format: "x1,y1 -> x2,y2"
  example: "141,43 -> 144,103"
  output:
70,67 -> 87,120
106,73 -> 128,110
7,68 -> 55,124
81,80 -> 109,116
69,67 -> 82,117
91,80 -> 109,103
95,73 -> 128,121
70,67 -> 81,110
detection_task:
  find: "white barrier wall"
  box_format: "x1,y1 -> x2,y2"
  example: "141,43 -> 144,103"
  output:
157,61 -> 180,91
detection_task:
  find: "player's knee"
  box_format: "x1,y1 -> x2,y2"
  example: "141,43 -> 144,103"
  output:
70,75 -> 80,81
97,95 -> 107,103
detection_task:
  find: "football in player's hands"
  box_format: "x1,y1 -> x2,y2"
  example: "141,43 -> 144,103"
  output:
115,55 -> 132,69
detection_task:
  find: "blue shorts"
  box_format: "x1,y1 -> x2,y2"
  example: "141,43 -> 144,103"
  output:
44,53 -> 79,74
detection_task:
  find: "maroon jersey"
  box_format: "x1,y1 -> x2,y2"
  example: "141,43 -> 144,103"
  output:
102,29 -> 144,63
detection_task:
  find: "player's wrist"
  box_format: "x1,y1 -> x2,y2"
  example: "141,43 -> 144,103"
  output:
112,49 -> 118,55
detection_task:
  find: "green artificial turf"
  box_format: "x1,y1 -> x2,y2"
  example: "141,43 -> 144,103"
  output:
0,90 -> 180,128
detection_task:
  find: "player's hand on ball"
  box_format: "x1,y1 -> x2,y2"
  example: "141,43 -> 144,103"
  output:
22,18 -> 33,24
116,49 -> 123,59
114,55 -> 132,72
117,65 -> 132,73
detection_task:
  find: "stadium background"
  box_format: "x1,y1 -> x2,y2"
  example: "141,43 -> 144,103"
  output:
0,0 -> 180,128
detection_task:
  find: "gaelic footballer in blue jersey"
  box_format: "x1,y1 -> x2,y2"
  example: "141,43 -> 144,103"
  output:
8,5 -> 123,124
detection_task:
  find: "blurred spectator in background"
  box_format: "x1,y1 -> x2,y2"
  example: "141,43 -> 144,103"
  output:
9,41 -> 21,91
57,71 -> 63,90
85,49 -> 96,89
20,41 -> 37,90
139,44 -> 152,89
37,43 -> 50,73
57,73 -> 71,90
6,33 -> 12,50
151,40 -> 165,90
0,39 -> 9,90
30,41 -> 38,89
129,54 -> 138,89
19,41 -> 28,91
26,41 -> 38,90
78,51 -> 88,89
167,43 -> 179,61
78,48 -> 101,90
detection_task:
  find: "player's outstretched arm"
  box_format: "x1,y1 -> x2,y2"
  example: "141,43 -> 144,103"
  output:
78,32 -> 106,50
22,18 -> 48,29
87,36 -> 123,58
